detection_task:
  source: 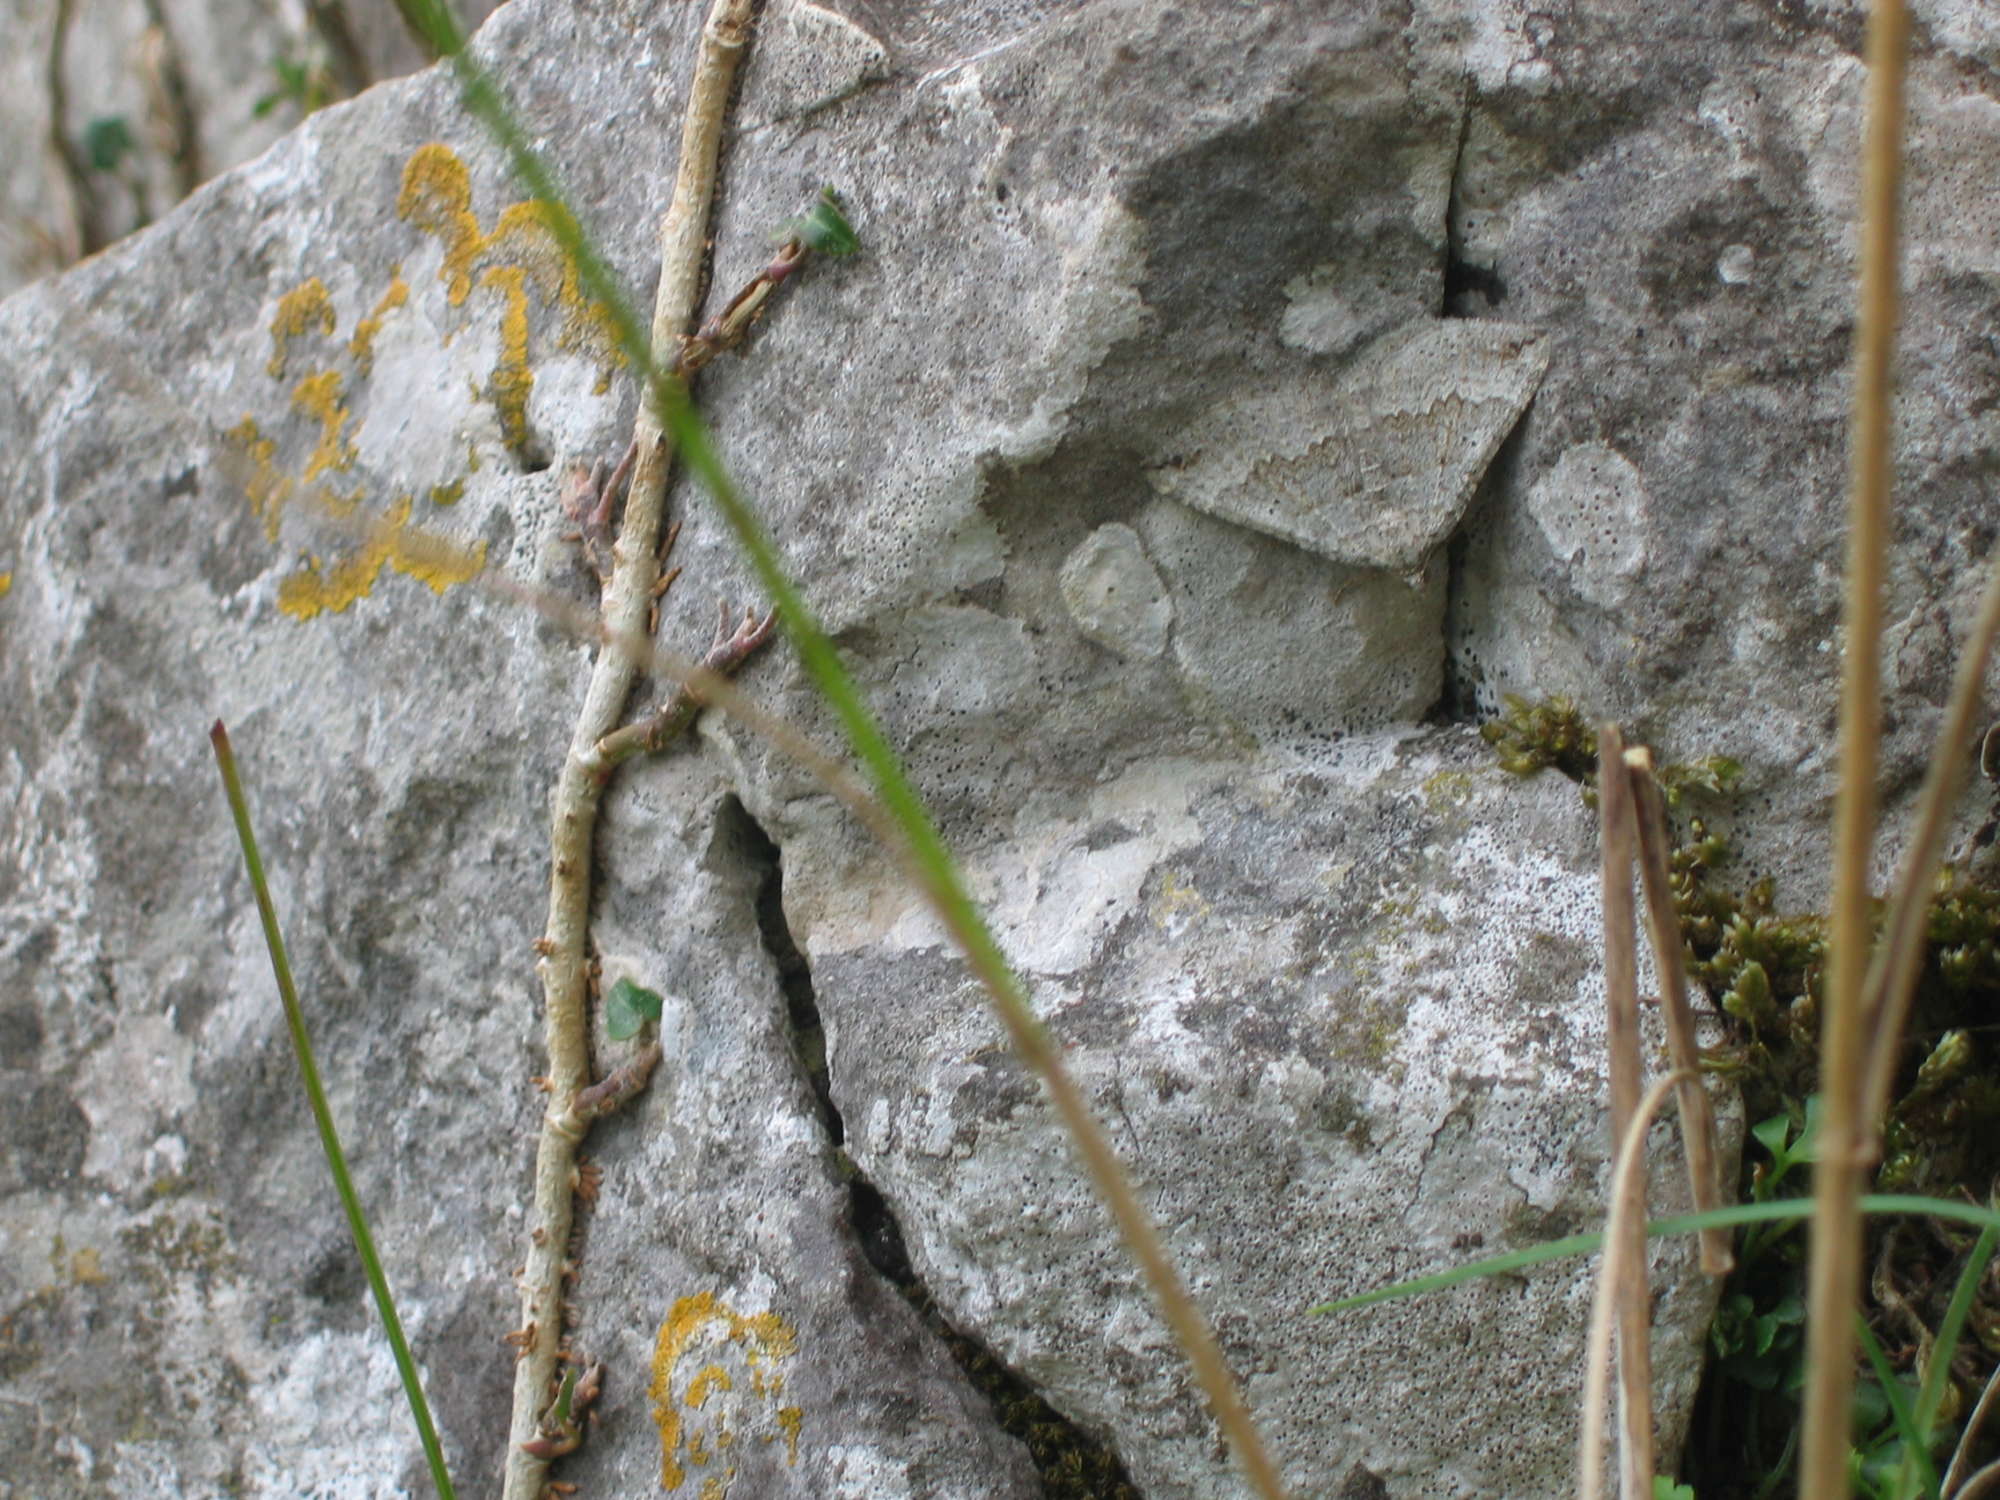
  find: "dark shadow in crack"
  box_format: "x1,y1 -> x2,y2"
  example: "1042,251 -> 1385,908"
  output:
728,796 -> 1147,1500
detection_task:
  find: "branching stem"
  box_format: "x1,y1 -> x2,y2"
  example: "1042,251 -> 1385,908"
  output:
502,3 -> 755,1495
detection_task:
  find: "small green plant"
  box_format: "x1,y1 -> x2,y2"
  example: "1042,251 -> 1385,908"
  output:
1656,755 -> 1746,810
1479,694 -> 2000,1493
254,52 -> 336,120
82,115 -> 137,173
1481,692 -> 1741,811
1480,692 -> 1597,781
603,976 -> 662,1041
779,187 -> 860,257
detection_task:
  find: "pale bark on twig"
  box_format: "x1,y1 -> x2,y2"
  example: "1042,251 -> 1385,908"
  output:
502,3 -> 755,1494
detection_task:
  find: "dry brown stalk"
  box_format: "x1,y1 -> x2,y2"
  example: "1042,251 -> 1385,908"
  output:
502,2 -> 756,1494
506,568 -> 1297,1497
1801,1 -> 1910,1493
1578,1069 -> 1697,1500
1856,549 -> 2000,1130
1944,1350 -> 2000,1497
1595,724 -> 1653,1498
1623,748 -> 1733,1277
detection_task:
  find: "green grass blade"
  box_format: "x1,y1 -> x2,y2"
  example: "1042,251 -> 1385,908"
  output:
381,17 -> 1297,1493
1308,1196 -> 2000,1317
380,3 -> 989,1007
210,721 -> 457,1500
1898,1221 -> 1998,1496
1855,1314 -> 1940,1500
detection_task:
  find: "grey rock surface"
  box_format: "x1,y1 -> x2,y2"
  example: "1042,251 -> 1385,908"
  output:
5,0 -> 1993,1495
1150,318 -> 1550,574
3,0 -> 494,298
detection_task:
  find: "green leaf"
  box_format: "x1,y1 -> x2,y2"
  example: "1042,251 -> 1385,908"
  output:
548,1362 -> 578,1426
781,187 -> 859,257
605,976 -> 663,1041
1853,1317 -> 1941,1500
1751,1112 -> 1793,1160
84,116 -> 136,173
1655,1479 -> 1697,1500
1308,1194 -> 2000,1316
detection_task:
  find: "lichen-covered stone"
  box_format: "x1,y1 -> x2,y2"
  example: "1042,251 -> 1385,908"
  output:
6,0 -> 1993,1495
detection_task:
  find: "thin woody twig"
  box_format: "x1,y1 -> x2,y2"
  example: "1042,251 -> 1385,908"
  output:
674,238 -> 813,376
589,601 -> 778,774
502,2 -> 755,1494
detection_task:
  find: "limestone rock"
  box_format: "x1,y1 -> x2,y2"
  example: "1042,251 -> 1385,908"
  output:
10,0 -> 1995,1495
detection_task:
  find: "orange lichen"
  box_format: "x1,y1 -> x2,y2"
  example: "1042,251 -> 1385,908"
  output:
649,1292 -> 800,1493
291,371 -> 356,480
0,573 -> 12,598
348,271 -> 409,374
276,495 -> 486,620
686,1364 -> 733,1407
234,143 -> 605,612
479,264 -> 535,453
268,278 -> 336,378
396,142 -> 620,456
227,418 -> 294,540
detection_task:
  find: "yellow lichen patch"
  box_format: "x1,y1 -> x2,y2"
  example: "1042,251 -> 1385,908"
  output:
0,573 -> 11,598
276,495 -> 486,620
268,278 -> 336,379
396,142 -> 620,455
486,198 -> 620,362
1152,869 -> 1212,927
348,272 -> 409,375
478,263 -> 535,454
227,418 -> 295,540
70,1247 -> 105,1284
397,144 -> 482,305
291,371 -> 356,480
427,478 -> 465,507
687,1364 -> 733,1407
774,1406 -> 801,1466
1421,768 -> 1473,813
650,1292 -> 801,1493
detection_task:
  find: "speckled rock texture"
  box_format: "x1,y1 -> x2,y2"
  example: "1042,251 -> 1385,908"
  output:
3,0 -> 1992,1496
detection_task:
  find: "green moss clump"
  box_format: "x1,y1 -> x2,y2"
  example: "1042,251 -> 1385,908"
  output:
1480,693 -> 1742,807
1482,694 -> 2000,1496
1479,694 -> 1598,782
1673,837 -> 2000,1196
